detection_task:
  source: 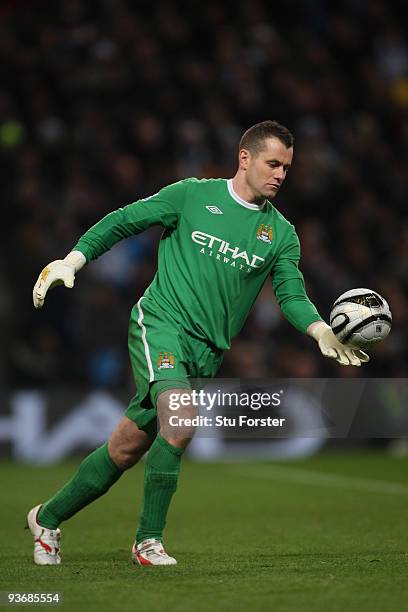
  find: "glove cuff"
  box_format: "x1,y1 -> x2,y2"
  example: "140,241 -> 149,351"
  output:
64,251 -> 87,272
307,320 -> 331,341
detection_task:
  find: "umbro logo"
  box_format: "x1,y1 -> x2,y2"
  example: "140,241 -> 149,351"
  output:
206,205 -> 223,215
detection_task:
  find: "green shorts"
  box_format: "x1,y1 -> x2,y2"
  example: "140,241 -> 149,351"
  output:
125,296 -> 223,438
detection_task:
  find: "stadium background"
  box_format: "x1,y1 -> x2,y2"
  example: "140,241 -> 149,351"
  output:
1,2 -> 408,610
2,0 -> 407,392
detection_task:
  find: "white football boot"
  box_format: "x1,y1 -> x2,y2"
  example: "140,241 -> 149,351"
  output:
131,539 -> 177,566
26,505 -> 61,565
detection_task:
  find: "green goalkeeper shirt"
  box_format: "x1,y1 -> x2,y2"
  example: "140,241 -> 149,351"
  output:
74,178 -> 322,350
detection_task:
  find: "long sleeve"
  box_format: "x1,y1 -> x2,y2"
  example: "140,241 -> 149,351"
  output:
271,228 -> 323,333
72,180 -> 188,262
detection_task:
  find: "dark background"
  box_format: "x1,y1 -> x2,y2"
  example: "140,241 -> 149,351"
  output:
2,0 -> 407,393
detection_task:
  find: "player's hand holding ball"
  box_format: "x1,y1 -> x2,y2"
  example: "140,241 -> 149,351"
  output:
33,251 -> 86,309
309,321 -> 369,366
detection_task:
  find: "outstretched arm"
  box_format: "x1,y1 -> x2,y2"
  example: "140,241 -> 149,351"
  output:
32,180 -> 188,308
271,228 -> 369,366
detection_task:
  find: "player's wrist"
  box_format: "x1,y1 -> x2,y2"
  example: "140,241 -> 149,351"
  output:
63,251 -> 86,272
307,320 -> 330,341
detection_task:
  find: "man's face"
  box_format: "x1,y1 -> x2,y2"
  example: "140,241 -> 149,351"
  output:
240,137 -> 293,199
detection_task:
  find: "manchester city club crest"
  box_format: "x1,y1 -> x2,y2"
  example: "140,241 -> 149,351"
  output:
257,224 -> 273,244
158,352 -> 175,369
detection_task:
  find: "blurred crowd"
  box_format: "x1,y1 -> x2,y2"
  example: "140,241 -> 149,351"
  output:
2,0 -> 407,391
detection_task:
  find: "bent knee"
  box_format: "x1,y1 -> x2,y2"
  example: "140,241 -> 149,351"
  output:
108,443 -> 141,470
108,417 -> 152,469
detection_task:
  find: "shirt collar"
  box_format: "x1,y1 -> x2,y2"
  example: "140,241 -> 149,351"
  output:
227,179 -> 266,211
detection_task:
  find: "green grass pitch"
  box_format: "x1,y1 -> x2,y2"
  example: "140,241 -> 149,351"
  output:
1,451 -> 407,611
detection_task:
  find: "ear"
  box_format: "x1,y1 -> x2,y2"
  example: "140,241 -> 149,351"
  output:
239,148 -> 251,170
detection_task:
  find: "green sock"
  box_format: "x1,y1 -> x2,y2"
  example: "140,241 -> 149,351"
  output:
136,435 -> 184,544
37,443 -> 123,529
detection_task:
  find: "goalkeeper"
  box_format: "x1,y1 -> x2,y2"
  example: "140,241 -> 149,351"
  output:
27,120 -> 369,566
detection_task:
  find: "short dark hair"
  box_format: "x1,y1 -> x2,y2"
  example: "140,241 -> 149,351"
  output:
239,120 -> 294,154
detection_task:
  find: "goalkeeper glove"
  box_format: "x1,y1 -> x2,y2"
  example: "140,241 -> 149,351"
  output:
33,251 -> 86,309
308,321 -> 370,366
